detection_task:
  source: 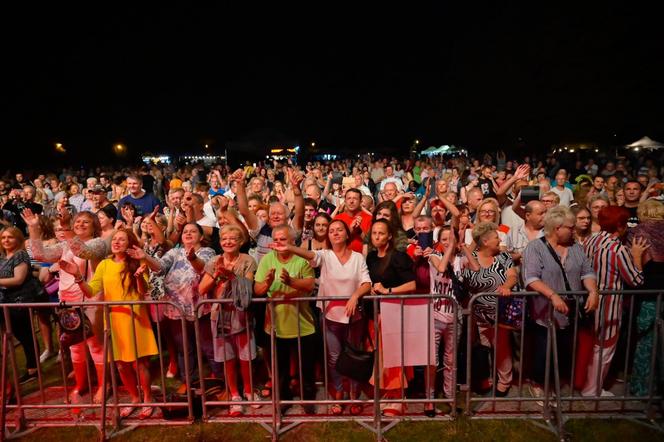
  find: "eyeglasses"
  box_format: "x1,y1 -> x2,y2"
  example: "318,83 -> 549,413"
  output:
479,210 -> 496,215
541,199 -> 555,203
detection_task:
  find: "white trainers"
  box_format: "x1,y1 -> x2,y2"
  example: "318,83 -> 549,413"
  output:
230,396 -> 244,417
245,392 -> 262,409
581,389 -> 614,398
529,383 -> 557,408
39,349 -> 55,364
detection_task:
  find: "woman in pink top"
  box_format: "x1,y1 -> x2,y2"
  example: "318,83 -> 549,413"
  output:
270,219 -> 371,415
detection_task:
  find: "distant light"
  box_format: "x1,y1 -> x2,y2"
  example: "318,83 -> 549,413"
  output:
415,139 -> 420,144
311,142 -> 316,147
205,144 -> 209,149
634,147 -> 640,151
569,149 -> 575,153
594,149 -> 599,152
114,144 -> 125,154
54,142 -> 66,153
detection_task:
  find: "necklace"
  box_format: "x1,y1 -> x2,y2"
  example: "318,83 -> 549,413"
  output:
223,254 -> 240,269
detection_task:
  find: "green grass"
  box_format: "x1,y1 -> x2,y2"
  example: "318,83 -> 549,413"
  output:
11,419 -> 664,441
5,324 -> 664,441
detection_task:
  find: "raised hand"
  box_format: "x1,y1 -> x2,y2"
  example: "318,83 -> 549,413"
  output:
21,208 -> 40,227
148,205 -> 160,221
230,169 -> 246,184
126,245 -> 147,260
121,206 -> 134,225
175,213 -> 187,229
514,164 -> 530,180
58,260 -> 80,278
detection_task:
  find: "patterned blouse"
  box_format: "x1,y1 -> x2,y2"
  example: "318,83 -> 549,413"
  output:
461,251 -> 514,325
156,246 -> 216,321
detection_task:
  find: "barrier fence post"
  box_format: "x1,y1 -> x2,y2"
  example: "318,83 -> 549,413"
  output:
1,319 -> 9,442
2,305 -> 25,433
372,296 -> 381,440
645,293 -> 663,419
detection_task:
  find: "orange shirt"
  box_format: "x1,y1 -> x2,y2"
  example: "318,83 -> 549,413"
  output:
334,210 -> 373,253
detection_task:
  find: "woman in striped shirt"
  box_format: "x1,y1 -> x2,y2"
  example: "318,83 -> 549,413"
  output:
581,206 -> 648,397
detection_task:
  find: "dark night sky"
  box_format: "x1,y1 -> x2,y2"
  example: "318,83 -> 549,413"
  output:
6,4 -> 664,167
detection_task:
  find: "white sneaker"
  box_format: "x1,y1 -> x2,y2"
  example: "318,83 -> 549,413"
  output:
581,389 -> 614,398
529,384 -> 557,408
40,349 -> 54,364
245,392 -> 262,409
230,396 -> 244,417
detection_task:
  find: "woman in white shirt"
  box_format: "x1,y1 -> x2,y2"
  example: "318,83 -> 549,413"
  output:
270,219 -> 371,415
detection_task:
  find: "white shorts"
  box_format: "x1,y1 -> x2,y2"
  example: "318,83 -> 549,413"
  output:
213,330 -> 256,362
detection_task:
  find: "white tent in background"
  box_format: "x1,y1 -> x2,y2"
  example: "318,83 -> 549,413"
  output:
626,136 -> 664,150
420,146 -> 438,155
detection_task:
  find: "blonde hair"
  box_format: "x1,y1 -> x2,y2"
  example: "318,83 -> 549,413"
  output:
637,199 -> 664,221
0,227 -> 26,256
472,221 -> 498,246
542,191 -> 560,205
544,206 -> 575,235
220,224 -> 247,244
477,198 -> 501,224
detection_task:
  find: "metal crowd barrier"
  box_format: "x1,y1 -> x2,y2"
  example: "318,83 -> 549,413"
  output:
1,291 -> 662,441
0,300 -> 193,441
464,290 -> 664,439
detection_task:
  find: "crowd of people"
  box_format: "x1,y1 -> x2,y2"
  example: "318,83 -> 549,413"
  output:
0,148 -> 663,418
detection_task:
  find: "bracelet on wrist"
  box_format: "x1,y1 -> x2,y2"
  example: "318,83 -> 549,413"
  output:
74,275 -> 84,283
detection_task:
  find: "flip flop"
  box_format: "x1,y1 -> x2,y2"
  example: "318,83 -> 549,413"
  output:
138,406 -> 154,419
120,406 -> 136,418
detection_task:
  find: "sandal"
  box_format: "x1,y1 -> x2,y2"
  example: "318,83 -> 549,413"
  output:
349,404 -> 363,416
424,402 -> 436,418
381,403 -> 404,416
138,406 -> 154,419
259,381 -> 272,399
69,390 -> 83,415
329,403 -> 343,415
120,406 -> 136,418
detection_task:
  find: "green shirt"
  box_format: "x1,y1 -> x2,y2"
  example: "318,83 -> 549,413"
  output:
413,166 -> 422,184
254,251 -> 316,338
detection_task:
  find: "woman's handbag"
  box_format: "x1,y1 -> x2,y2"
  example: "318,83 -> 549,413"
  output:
57,301 -> 94,350
335,318 -> 375,383
57,261 -> 94,349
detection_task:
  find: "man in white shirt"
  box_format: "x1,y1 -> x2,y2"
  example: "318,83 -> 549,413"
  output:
550,169 -> 574,207
379,165 -> 404,192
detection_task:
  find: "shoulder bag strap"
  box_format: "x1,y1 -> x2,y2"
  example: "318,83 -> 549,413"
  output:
539,237 -> 571,292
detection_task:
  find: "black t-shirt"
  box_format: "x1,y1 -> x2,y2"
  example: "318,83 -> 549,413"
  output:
366,250 -> 415,291
625,205 -> 639,227
477,178 -> 497,199
142,175 -> 155,194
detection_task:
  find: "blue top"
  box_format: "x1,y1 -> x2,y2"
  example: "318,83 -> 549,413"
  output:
117,193 -> 162,218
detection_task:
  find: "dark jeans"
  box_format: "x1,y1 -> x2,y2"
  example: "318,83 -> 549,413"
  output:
532,323 -> 573,386
166,314 -> 221,383
1,307 -> 38,371
276,333 -> 317,401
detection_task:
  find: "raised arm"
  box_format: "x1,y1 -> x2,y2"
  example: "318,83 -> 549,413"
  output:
22,208 -> 65,262
290,169 -> 305,232
231,169 -> 258,231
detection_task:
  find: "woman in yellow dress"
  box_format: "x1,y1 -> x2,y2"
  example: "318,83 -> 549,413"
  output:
60,228 -> 158,419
